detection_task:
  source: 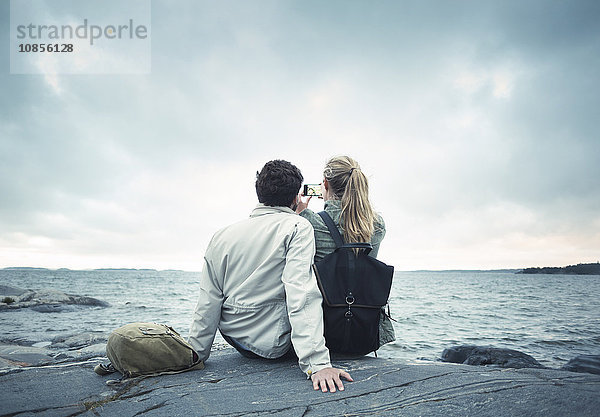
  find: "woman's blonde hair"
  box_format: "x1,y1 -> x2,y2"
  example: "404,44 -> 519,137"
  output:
323,156 -> 375,244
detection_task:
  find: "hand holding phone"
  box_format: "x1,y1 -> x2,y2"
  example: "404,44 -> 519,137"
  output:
303,184 -> 322,198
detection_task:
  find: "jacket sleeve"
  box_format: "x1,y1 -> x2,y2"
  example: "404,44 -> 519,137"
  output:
188,242 -> 224,362
281,220 -> 332,376
369,215 -> 386,259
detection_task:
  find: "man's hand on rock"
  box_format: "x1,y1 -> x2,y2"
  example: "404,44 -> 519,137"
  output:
311,367 -> 353,393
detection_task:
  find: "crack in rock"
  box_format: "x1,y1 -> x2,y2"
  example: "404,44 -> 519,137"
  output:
197,371 -> 581,417
191,372 -> 460,417
0,405 -> 85,417
334,377 -> 569,416
132,400 -> 168,416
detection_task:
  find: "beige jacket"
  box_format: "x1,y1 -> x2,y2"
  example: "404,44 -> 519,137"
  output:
188,204 -> 331,376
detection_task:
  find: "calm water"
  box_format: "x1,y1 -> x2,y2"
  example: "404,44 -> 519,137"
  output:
1,269 -> 599,368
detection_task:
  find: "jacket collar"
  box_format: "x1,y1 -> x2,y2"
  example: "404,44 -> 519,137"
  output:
250,203 -> 296,218
324,199 -> 341,210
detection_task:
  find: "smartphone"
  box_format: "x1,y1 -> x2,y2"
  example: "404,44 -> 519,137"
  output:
303,184 -> 322,197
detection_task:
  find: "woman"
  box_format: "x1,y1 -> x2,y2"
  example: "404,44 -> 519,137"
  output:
296,155 -> 395,350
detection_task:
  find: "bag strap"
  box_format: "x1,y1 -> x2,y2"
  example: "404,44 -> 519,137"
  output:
318,211 -> 373,254
318,211 -> 344,248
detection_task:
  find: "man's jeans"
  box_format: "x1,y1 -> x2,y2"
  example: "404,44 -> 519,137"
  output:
221,332 -> 297,360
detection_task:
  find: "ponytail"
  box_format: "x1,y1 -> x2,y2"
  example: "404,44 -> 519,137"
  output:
323,156 -> 375,244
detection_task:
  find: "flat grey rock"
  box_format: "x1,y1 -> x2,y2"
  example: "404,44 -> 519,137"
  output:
0,344 -> 55,370
0,338 -> 108,372
51,332 -> 108,349
1,349 -> 598,417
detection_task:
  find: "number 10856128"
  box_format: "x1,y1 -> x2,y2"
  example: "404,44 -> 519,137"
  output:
18,43 -> 74,53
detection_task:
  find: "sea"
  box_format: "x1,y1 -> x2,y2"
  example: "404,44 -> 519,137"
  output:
1,269 -> 599,368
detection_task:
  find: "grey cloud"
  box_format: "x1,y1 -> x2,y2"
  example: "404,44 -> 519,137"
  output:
1,0 -> 599,268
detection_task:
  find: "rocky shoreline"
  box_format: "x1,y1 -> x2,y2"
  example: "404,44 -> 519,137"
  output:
2,284 -> 599,377
2,285 -> 600,415
0,332 -> 108,373
0,284 -> 109,312
0,285 -> 110,373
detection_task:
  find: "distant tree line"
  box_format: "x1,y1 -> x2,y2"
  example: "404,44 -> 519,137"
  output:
519,262 -> 600,275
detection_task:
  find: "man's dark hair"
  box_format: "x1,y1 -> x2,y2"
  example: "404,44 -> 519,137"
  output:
255,160 -> 303,207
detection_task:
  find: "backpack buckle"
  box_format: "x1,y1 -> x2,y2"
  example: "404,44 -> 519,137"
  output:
345,292 -> 354,318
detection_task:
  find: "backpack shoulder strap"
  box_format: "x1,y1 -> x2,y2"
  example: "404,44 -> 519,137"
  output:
317,211 -> 344,248
317,211 -> 374,254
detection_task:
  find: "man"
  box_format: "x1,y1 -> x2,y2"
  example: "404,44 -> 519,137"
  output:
189,160 -> 352,393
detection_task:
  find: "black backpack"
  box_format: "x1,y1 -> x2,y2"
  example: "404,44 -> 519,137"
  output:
313,211 -> 394,355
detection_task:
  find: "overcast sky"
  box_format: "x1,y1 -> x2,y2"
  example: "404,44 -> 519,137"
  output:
1,0 -> 599,271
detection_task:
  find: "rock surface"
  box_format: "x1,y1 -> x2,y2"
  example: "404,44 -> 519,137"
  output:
561,355 -> 600,375
0,344 -> 55,371
441,345 -> 544,368
0,332 -> 109,372
0,285 -> 109,311
1,349 -> 599,416
51,332 -> 108,349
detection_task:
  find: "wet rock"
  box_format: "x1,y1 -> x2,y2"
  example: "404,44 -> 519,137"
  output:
0,344 -> 55,368
0,286 -> 109,311
51,352 -> 72,361
0,334 -> 109,371
51,332 -> 108,349
0,357 -> 19,372
52,343 -> 107,362
71,343 -> 107,360
0,285 -> 27,297
561,355 -> 600,375
441,345 -> 544,368
50,332 -> 108,362
0,331 -> 109,370
31,304 -> 77,313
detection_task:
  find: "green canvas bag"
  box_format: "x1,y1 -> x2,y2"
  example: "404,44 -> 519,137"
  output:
96,322 -> 204,380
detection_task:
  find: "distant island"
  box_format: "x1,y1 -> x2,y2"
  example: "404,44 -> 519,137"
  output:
1,267 -> 178,272
519,262 -> 600,275
1,267 -> 52,271
94,268 -> 157,271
